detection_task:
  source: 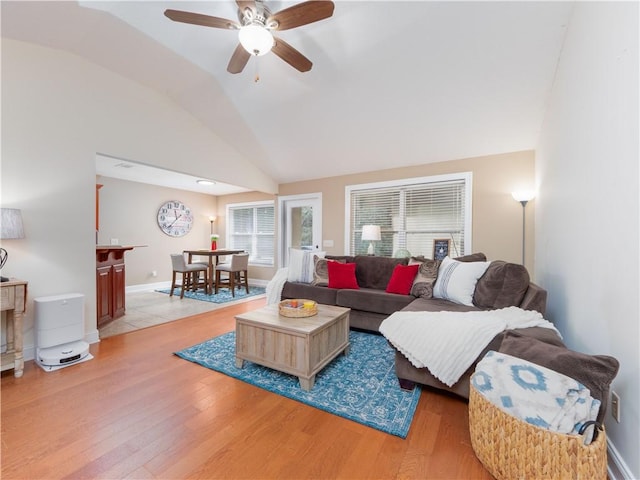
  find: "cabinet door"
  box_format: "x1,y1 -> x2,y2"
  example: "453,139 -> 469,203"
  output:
112,263 -> 126,318
96,266 -> 113,326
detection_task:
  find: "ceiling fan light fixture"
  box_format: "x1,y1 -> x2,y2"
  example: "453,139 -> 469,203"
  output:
197,179 -> 215,186
239,24 -> 274,56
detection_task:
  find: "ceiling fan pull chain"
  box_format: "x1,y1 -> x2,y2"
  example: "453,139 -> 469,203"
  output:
254,56 -> 260,83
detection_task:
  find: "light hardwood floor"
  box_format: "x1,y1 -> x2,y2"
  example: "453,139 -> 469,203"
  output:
1,298 -> 493,480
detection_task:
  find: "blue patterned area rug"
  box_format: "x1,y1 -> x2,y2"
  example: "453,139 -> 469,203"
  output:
156,286 -> 265,304
175,330 -> 421,438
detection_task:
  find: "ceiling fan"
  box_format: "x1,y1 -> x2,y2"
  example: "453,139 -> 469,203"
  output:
164,0 -> 335,74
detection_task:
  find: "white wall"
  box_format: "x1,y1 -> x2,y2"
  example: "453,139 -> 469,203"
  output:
1,39 -> 277,355
536,3 -> 639,478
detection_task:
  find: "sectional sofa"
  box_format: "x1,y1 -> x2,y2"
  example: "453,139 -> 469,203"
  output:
280,253 -> 559,398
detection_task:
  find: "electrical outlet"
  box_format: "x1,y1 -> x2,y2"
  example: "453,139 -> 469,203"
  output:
611,391 -> 621,422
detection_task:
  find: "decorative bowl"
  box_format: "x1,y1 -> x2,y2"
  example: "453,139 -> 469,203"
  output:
279,299 -> 318,317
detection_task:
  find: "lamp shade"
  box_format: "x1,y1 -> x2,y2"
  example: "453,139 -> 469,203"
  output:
239,24 -> 274,56
361,225 -> 381,242
1,209 -> 25,239
511,191 -> 535,203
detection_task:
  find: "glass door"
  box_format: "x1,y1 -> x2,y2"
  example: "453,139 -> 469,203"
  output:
279,194 -> 322,267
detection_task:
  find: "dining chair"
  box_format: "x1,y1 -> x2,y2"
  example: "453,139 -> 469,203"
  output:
215,253 -> 249,297
170,253 -> 208,299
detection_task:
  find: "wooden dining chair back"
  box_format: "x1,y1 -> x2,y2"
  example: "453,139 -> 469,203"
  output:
170,254 -> 208,299
215,253 -> 249,297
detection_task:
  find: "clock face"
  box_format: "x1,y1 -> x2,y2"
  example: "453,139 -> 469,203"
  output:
157,200 -> 194,237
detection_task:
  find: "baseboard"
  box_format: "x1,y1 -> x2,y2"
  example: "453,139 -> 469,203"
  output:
607,439 -> 635,480
23,344 -> 35,362
86,328 -> 100,345
126,281 -> 171,293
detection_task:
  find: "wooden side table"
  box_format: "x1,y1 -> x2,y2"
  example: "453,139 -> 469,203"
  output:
1,279 -> 27,378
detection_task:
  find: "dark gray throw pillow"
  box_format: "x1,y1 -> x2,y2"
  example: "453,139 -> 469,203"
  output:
499,331 -> 619,424
409,258 -> 440,298
474,261 -> 530,309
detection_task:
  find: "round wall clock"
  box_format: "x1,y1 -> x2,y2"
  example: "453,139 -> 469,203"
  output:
157,200 -> 194,237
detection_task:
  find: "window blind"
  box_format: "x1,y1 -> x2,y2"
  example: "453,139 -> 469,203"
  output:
348,177 -> 468,258
228,202 -> 275,266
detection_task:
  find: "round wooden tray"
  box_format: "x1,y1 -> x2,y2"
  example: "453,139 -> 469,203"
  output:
279,299 -> 318,317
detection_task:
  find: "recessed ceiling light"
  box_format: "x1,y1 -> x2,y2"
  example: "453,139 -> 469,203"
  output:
197,179 -> 215,186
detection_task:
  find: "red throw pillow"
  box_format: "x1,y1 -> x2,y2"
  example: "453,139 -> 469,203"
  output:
386,263 -> 420,295
327,262 -> 359,289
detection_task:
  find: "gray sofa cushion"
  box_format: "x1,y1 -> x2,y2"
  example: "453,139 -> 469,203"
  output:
281,282 -> 338,305
520,282 -> 547,315
336,288 -> 415,315
349,309 -> 389,331
474,260 -> 530,309
354,255 -> 408,290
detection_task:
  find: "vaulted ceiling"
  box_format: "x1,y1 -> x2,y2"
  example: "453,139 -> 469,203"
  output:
2,1 -> 574,192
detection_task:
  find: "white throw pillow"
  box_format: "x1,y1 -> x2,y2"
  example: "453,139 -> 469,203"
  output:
287,249 -> 326,284
433,256 -> 491,306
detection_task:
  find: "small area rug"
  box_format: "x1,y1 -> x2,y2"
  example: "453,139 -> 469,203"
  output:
156,286 -> 265,304
175,330 -> 421,438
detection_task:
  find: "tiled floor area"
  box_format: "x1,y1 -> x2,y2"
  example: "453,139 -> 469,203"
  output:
98,290 -> 266,338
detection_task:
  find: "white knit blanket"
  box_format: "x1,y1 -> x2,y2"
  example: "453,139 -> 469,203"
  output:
379,307 -> 559,387
266,267 -> 289,304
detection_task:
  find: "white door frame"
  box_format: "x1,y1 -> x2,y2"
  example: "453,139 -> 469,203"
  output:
278,193 -> 322,268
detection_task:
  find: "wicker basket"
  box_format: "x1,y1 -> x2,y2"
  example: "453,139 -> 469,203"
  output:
278,299 -> 318,318
468,381 -> 607,480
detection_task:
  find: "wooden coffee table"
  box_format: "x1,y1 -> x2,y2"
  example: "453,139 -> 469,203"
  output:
234,303 -> 350,391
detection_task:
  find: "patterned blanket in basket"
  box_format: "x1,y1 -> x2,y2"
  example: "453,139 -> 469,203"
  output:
472,351 -> 601,443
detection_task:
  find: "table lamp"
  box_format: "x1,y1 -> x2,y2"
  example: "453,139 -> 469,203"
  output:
362,225 -> 381,255
1,208 -> 25,282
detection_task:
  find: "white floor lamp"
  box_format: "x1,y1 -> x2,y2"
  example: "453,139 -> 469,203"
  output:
511,192 -> 535,265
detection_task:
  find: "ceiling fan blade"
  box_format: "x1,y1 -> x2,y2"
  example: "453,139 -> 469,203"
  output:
268,1 -> 335,31
164,9 -> 239,30
227,44 -> 252,74
272,37 -> 312,72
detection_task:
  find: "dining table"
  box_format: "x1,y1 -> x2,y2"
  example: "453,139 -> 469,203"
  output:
183,249 -> 245,295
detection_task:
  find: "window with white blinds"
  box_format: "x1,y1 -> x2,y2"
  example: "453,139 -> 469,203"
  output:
345,173 -> 472,258
227,201 -> 275,266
